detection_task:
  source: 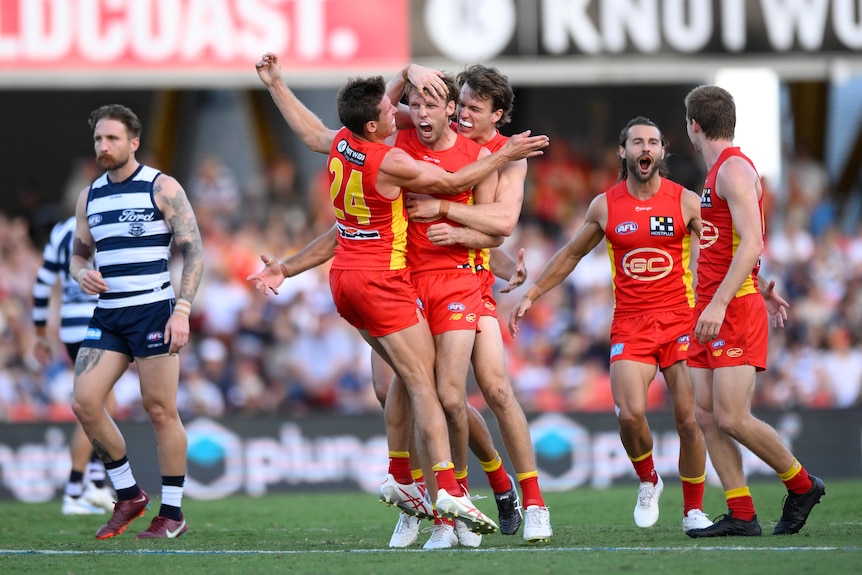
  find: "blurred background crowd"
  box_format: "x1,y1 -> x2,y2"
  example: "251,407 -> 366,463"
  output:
1,131 -> 860,423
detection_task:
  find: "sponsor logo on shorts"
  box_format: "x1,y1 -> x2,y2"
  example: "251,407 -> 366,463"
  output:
615,222 -> 638,234
711,339 -> 725,348
147,331 -> 166,349
448,302 -> 466,312
726,348 -> 744,358
712,349 -> 723,357
610,343 -> 625,357
449,313 -> 463,321
466,313 -> 477,323
84,327 -> 102,340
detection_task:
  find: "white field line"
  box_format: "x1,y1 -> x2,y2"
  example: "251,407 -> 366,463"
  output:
1,546 -> 859,555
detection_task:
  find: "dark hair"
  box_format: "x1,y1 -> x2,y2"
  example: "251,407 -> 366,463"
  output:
336,76 -> 387,135
617,116 -> 668,181
684,85 -> 736,141
88,104 -> 142,139
456,64 -> 514,127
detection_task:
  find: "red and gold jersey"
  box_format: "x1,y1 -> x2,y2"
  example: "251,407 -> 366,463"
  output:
396,129 -> 484,275
328,127 -> 407,271
697,147 -> 762,301
605,177 -> 695,315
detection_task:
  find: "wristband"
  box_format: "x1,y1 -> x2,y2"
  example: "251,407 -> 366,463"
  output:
439,200 -> 450,218
173,298 -> 192,318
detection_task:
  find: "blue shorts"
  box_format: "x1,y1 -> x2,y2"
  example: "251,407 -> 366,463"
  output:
82,300 -> 173,359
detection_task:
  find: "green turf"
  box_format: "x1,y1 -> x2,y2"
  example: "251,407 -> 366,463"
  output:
1,479 -> 859,574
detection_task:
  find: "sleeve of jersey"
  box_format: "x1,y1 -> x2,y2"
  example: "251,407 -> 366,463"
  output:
32,238 -> 60,326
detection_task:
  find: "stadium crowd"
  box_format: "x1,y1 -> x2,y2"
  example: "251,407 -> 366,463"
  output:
1,135 -> 860,423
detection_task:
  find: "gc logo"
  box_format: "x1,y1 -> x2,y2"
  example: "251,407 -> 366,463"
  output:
622,248 -> 673,281
700,220 -> 719,249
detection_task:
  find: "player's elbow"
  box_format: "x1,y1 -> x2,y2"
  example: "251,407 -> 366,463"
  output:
495,216 -> 518,237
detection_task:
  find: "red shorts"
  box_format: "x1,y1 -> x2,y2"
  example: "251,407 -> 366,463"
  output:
687,294 -> 768,370
413,271 -> 482,335
477,269 -> 498,318
329,268 -> 422,337
609,308 -> 693,369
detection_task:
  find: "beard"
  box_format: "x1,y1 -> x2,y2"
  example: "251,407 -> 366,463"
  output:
96,153 -> 130,171
629,159 -> 660,183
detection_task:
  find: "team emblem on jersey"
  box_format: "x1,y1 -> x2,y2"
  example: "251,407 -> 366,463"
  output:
621,247 -> 673,281
700,220 -> 719,249
649,216 -> 674,237
701,187 -> 713,207
128,223 -> 146,236
615,222 -> 638,235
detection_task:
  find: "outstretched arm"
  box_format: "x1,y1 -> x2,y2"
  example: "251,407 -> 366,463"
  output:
509,195 -> 607,337
247,225 -> 339,296
379,131 -> 548,197
256,52 -> 338,154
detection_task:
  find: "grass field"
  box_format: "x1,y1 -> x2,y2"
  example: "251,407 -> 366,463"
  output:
1,479 -> 859,575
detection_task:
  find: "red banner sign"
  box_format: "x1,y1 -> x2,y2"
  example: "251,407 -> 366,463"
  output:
0,0 -> 408,70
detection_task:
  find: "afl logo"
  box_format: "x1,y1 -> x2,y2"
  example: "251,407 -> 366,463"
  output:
448,302 -> 466,312
88,214 -> 102,226
700,220 -> 719,249
615,222 -> 638,235
146,331 -> 164,342
711,339 -> 725,349
621,247 -> 673,281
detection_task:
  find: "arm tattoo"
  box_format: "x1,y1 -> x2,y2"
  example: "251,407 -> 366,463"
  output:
75,348 -> 105,377
73,236 -> 94,260
91,440 -> 116,464
162,185 -> 204,302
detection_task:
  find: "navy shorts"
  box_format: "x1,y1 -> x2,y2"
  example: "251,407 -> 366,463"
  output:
82,300 -> 173,359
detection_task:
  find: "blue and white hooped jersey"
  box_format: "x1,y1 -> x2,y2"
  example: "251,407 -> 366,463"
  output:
87,164 -> 175,309
32,216 -> 99,343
